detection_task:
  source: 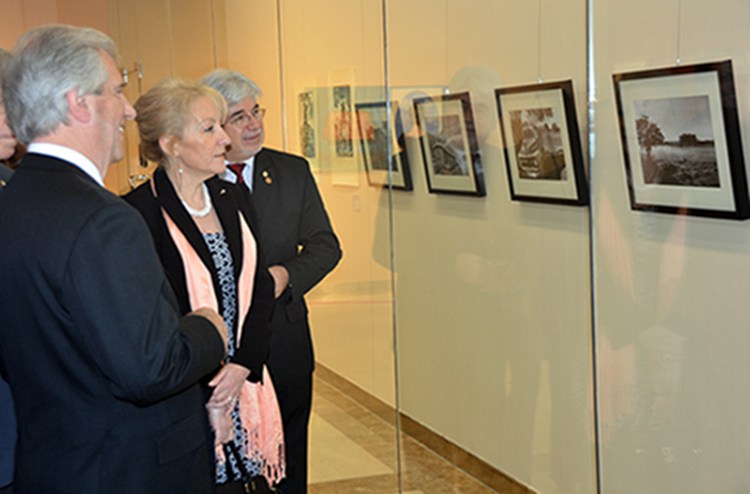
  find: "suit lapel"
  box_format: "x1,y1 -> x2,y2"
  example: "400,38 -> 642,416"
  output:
152,168 -> 214,272
251,149 -> 275,221
207,177 -> 243,280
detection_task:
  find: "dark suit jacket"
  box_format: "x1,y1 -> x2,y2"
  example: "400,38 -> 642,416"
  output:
124,167 -> 274,378
0,163 -> 15,489
0,154 -> 226,494
0,163 -> 11,184
249,148 -> 341,380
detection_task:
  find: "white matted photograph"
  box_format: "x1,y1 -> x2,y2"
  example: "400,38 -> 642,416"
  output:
613,60 -> 750,219
496,80 -> 588,206
413,92 -> 485,196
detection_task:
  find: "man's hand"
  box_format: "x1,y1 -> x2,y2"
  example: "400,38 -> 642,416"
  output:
268,265 -> 290,299
190,307 -> 228,354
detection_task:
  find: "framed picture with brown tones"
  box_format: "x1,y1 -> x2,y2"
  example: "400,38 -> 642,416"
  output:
613,60 -> 750,219
495,80 -> 588,206
413,92 -> 485,196
355,100 -> 413,191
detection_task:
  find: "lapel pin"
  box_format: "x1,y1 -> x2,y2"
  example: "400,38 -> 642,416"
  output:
262,169 -> 272,185
220,188 -> 227,195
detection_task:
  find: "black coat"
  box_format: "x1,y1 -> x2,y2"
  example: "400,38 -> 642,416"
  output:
244,148 -> 341,380
0,154 -> 225,493
124,167 -> 274,379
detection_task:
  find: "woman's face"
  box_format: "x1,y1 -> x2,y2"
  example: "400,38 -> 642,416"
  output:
0,98 -> 18,161
172,96 -> 230,179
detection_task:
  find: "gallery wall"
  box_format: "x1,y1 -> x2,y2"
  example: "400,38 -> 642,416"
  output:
593,1 -> 750,492
237,0 -> 596,491
385,2 -> 594,491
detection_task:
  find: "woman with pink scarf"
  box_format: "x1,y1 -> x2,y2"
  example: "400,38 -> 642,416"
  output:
124,78 -> 284,493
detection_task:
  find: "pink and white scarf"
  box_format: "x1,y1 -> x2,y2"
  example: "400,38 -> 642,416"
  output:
160,192 -> 285,485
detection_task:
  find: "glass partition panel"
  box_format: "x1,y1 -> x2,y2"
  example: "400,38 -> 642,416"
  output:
592,1 -> 750,492
261,0 -> 402,491
385,1 -> 596,493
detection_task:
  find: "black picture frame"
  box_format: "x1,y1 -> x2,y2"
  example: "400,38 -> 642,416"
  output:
613,60 -> 750,220
354,100 -> 413,191
495,80 -> 589,206
413,92 -> 485,196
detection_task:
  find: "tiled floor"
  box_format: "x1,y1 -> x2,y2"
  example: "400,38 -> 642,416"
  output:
308,373 -> 498,494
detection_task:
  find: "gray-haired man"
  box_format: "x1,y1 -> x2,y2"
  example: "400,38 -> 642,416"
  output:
0,25 -> 229,493
203,69 -> 341,494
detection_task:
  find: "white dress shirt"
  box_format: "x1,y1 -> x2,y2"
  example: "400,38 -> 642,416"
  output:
221,156 -> 255,192
28,142 -> 104,187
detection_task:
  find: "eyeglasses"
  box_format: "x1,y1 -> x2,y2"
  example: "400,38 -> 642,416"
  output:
225,107 -> 267,128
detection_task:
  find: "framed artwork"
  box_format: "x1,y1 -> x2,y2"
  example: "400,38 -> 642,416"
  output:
355,100 -> 413,190
496,80 -> 589,206
299,90 -> 317,159
332,85 -> 354,158
413,92 -> 485,196
613,60 -> 750,219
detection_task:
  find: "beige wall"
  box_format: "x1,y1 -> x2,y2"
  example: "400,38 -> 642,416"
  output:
593,1 -> 750,492
261,0 -> 595,491
0,0 -> 108,48
385,2 -> 594,490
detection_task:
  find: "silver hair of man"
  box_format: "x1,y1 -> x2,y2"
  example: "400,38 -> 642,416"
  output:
0,47 -> 10,70
1,24 -> 118,144
201,69 -> 263,108
0,48 -> 10,94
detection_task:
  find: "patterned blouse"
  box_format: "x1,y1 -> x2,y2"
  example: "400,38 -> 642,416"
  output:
203,232 -> 262,483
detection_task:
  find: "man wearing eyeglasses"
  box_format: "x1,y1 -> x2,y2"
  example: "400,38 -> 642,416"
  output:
202,69 -> 342,494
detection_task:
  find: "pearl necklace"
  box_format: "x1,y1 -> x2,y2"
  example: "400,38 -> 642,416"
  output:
180,183 -> 212,217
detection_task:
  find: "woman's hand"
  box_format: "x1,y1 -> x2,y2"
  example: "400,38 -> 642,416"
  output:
208,362 -> 251,409
206,402 -> 233,445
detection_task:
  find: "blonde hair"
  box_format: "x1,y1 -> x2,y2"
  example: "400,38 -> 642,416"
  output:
135,77 -> 227,164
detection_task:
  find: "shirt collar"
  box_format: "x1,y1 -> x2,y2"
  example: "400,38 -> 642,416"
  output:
28,142 -> 104,186
220,155 -> 255,184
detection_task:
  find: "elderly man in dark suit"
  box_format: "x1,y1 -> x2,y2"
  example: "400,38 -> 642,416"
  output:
203,69 -> 342,494
0,46 -> 16,494
0,25 -> 230,494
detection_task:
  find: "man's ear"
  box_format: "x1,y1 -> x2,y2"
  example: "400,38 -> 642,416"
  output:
66,90 -> 92,124
159,134 -> 179,158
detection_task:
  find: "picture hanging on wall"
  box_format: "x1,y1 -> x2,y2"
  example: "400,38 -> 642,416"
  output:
413,92 -> 485,196
354,100 -> 413,190
495,80 -> 589,206
332,85 -> 354,158
299,90 -> 317,159
613,60 -> 750,220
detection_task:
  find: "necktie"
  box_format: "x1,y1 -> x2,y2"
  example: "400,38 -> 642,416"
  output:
227,163 -> 247,187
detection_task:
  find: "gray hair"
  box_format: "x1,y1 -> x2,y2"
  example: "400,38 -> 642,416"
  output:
0,48 -> 10,68
1,25 -> 119,144
201,69 -> 263,108
0,48 -> 11,91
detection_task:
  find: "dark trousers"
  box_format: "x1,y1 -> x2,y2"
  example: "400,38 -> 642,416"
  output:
216,482 -> 245,494
273,371 -> 313,494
